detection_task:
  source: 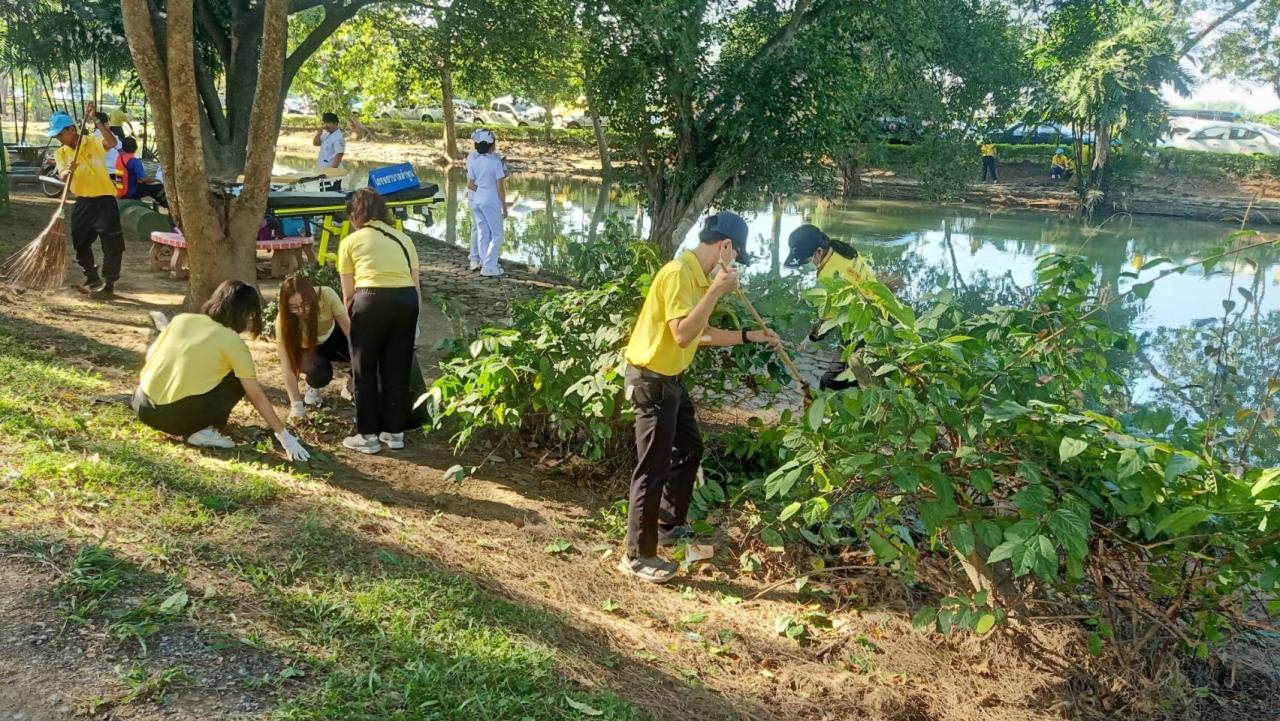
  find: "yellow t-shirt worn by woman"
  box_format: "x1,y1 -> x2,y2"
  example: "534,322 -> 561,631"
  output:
337,220 -> 419,288
275,285 -> 344,348
140,314 -> 257,405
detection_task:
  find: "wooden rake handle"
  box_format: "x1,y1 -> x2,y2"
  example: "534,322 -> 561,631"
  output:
719,261 -> 813,405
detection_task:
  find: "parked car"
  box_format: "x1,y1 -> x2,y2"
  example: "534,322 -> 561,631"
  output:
376,104 -> 434,121
556,109 -> 608,130
491,96 -> 546,125
284,95 -> 309,115
477,108 -> 521,127
1162,120 -> 1280,156
1001,122 -> 1093,145
421,103 -> 472,124
1170,108 -> 1244,123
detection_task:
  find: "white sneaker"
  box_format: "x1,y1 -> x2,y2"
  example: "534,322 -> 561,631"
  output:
468,261 -> 482,272
343,434 -> 381,454
480,267 -> 504,277
186,427 -> 236,449
340,377 -> 354,401
378,432 -> 405,450
303,386 -> 323,406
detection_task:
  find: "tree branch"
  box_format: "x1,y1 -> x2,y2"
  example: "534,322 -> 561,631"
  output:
1179,0 -> 1261,58
121,0 -> 181,222
194,52 -> 230,141
237,0 -> 288,216
195,0 -> 231,67
282,0 -> 379,89
164,0 -> 218,222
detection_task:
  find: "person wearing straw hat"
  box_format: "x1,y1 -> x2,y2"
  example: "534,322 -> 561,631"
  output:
785,224 -> 878,392
51,103 -> 123,299
466,128 -> 508,277
618,211 -> 781,583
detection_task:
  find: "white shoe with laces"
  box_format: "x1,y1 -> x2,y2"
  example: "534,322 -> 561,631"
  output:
480,267 -> 504,277
303,386 -> 323,406
340,377 -> 354,401
469,261 -> 482,272
379,432 -> 405,450
186,427 -> 236,449
343,434 -> 381,455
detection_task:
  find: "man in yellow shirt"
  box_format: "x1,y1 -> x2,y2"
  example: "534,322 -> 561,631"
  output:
619,211 -> 781,583
1050,147 -> 1074,180
50,105 -> 124,299
980,140 -> 998,182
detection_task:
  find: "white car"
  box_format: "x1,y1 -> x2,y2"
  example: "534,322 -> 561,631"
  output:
557,110 -> 608,130
1163,120 -> 1280,156
376,104 -> 433,121
477,108 -> 521,127
491,97 -> 545,126
421,103 -> 472,124
284,95 -> 309,115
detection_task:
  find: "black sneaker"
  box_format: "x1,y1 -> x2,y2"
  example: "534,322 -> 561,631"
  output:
658,524 -> 695,546
89,284 -> 115,300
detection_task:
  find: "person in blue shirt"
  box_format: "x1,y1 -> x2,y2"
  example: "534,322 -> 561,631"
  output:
115,137 -> 168,208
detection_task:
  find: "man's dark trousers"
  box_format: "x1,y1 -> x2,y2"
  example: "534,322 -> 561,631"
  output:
625,366 -> 703,559
71,195 -> 124,284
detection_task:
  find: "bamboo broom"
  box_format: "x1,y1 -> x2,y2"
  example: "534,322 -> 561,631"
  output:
719,261 -> 814,407
1,114 -> 90,291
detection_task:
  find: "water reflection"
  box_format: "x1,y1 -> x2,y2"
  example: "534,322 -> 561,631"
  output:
275,154 -> 1280,336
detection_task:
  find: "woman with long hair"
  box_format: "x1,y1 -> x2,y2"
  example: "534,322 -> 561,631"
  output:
276,274 -> 352,421
132,279 -> 310,461
784,224 -> 878,392
338,188 -> 422,454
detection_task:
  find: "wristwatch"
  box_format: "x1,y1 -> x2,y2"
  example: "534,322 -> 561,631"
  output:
741,328 -> 749,345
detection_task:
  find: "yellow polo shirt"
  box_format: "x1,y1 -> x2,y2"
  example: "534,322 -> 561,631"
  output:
816,252 -> 877,320
337,220 -> 419,288
55,134 -> 117,198
276,285 -> 344,348
624,251 -> 709,376
980,143 -> 996,158
140,314 -> 257,405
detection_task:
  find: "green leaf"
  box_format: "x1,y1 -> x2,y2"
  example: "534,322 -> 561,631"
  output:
1250,469 -> 1280,500
950,523 -> 976,556
1058,437 -> 1088,463
680,612 -> 707,625
941,335 -> 974,344
1087,633 -> 1104,656
1130,281 -> 1154,300
969,469 -> 994,494
565,697 -> 604,716
765,463 -> 802,500
866,531 -> 900,563
778,501 -> 803,522
601,598 -> 621,613
1154,506 -> 1211,537
544,539 -> 573,555
911,606 -> 937,632
1011,484 -> 1053,516
1116,448 -> 1142,480
987,539 -> 1021,564
1034,535 -> 1058,582
1140,256 -> 1172,271
975,520 -> 1003,549
760,528 -> 785,552
159,589 -> 189,615
1164,453 -> 1200,483
974,613 -> 996,635
443,464 -> 468,484
805,395 -> 826,431
1047,508 -> 1090,560
986,399 -> 1031,423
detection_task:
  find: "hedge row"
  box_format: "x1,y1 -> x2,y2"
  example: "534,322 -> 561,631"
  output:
279,115 -> 603,149
877,142 -> 1280,179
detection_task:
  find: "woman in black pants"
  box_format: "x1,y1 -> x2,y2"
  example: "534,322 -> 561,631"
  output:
338,188 -> 421,454
132,280 -> 310,461
275,273 -> 353,421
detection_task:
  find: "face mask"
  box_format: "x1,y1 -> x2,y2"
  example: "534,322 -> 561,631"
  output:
799,262 -> 818,273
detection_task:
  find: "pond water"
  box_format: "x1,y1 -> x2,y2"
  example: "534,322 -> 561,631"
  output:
277,154 -> 1280,342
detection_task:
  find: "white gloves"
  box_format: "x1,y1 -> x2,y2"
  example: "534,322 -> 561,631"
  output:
275,429 -> 311,462
289,400 -> 307,421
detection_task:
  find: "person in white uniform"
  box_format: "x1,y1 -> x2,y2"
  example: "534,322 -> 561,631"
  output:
464,146 -> 482,271
466,128 -> 508,277
313,112 -> 346,170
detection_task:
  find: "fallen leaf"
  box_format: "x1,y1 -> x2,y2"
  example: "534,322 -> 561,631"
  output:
565,697 -> 604,716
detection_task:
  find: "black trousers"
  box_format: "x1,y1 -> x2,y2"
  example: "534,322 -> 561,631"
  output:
819,356 -> 859,391
132,373 -> 244,438
70,195 -> 125,284
350,287 -> 419,435
133,183 -> 169,209
625,366 -> 703,559
304,324 -> 351,389
981,156 -> 998,181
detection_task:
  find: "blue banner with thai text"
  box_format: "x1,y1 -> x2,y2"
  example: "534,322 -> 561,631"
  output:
368,163 -> 420,195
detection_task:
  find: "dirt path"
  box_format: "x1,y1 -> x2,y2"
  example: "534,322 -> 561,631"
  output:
2,191 -> 1272,720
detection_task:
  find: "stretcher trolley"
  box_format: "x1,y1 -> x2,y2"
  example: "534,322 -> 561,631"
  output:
263,183 -> 440,266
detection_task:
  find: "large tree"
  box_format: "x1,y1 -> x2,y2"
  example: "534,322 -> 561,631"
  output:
120,0 -> 424,305
588,0 -> 1025,256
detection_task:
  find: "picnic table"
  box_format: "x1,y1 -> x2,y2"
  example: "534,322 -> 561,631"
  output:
149,231 -> 316,280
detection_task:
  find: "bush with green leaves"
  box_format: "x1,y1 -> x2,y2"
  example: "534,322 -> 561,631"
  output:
735,247 -> 1279,660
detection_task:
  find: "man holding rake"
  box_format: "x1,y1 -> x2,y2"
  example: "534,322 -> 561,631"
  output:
50,103 -> 123,300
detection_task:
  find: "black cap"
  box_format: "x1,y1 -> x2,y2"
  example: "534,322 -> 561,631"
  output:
700,211 -> 753,265
785,224 -> 830,268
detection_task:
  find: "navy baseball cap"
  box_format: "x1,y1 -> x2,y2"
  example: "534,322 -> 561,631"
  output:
701,211 -> 752,264
784,224 -> 830,268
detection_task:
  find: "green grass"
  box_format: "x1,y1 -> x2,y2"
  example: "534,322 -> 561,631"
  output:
0,322 -> 650,721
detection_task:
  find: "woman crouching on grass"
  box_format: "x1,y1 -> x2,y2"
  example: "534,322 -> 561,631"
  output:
338,187 -> 421,455
276,274 -> 352,422
131,280 -> 310,462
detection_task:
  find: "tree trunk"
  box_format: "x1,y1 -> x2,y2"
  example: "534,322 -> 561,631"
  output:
644,169 -> 728,259
840,146 -> 863,198
582,65 -> 611,174
542,94 -> 554,143
440,52 -> 462,163
444,168 -> 459,245
770,195 -> 782,276
587,178 -> 611,243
